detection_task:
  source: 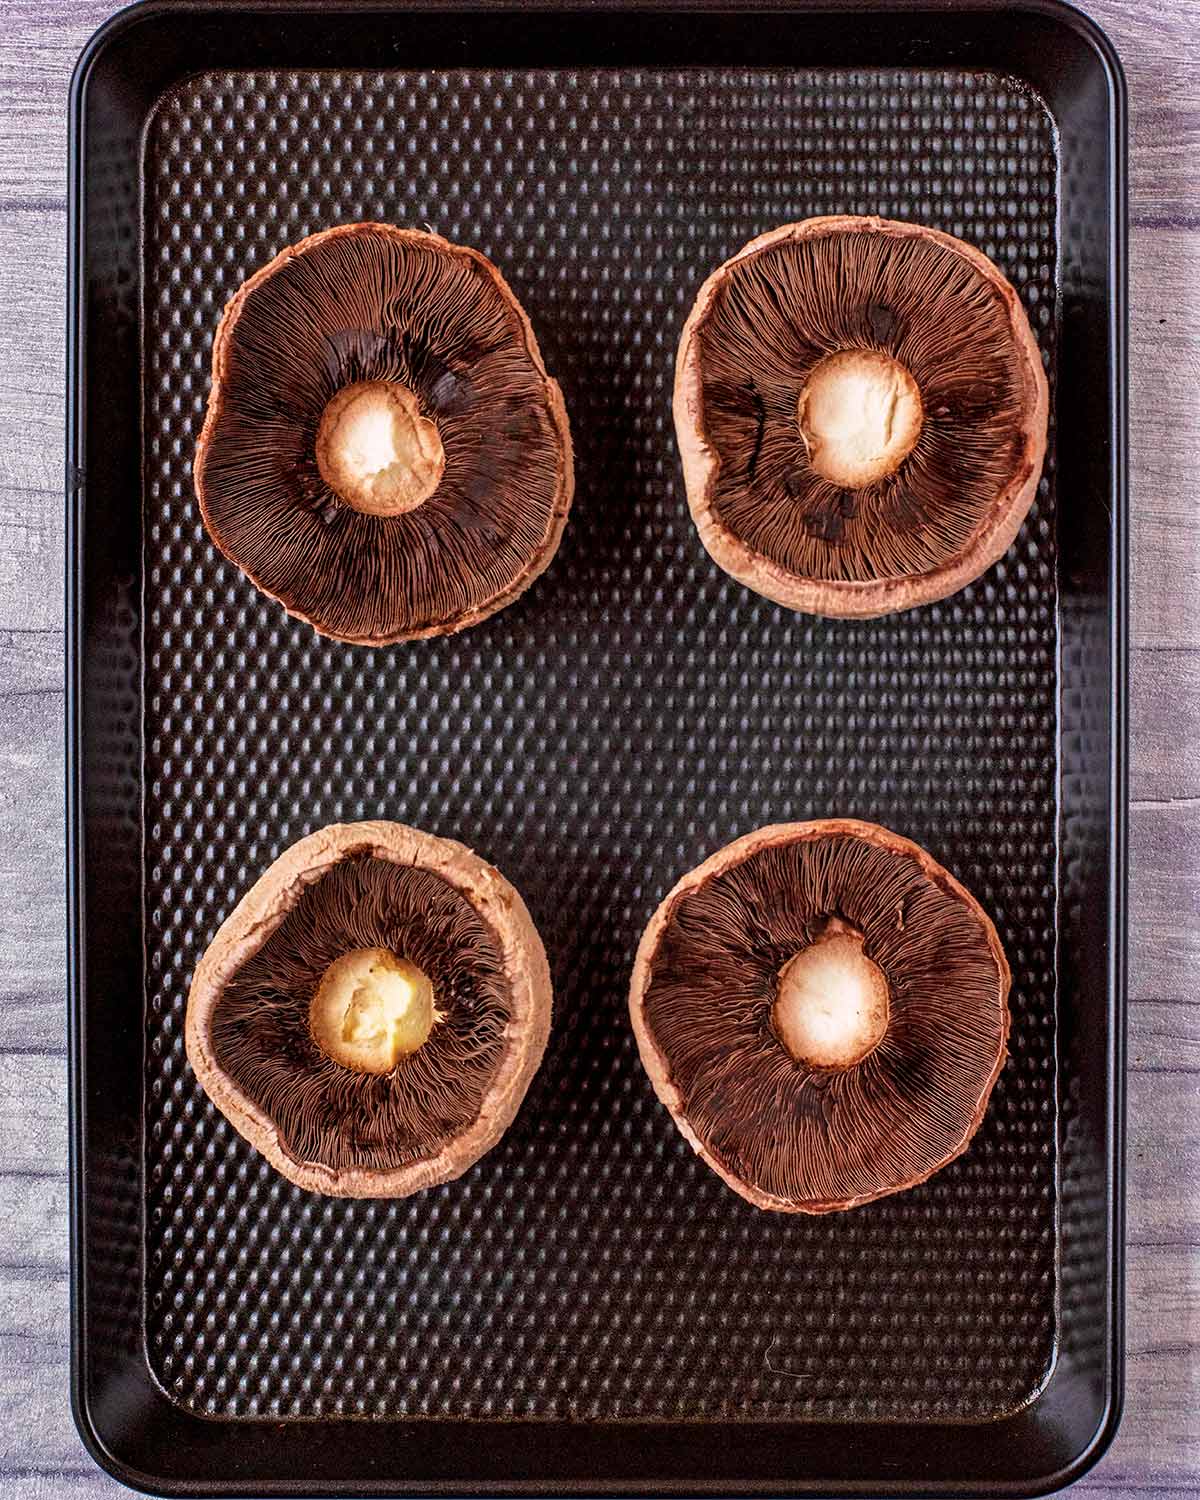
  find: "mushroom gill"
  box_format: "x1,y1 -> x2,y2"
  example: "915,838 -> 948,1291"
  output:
210,856 -> 510,1174
629,820 -> 1010,1212
195,223 -> 574,645
185,821 -> 553,1198
674,216 -> 1049,617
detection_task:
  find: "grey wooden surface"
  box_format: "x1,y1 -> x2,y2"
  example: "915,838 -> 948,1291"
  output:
1,1 -> 1197,1495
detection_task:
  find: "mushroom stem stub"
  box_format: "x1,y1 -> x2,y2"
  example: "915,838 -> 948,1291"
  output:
316,380 -> 445,516
796,349 -> 923,489
772,922 -> 890,1070
310,947 -> 437,1073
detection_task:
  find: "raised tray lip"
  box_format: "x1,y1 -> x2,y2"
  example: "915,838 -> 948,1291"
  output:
65,0 -> 1128,1493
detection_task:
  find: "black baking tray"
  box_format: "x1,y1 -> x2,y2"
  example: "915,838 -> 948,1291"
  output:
66,1 -> 1127,1494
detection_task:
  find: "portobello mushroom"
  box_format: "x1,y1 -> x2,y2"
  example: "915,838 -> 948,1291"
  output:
629,819 -> 1010,1212
674,216 -> 1048,617
195,223 -> 574,644
186,821 -> 552,1198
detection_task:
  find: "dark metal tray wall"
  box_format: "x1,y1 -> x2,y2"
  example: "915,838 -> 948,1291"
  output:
67,2 -> 1126,1494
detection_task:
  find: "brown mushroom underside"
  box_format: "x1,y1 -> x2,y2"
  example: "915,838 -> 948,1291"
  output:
211,856 -> 511,1173
195,223 -> 573,645
185,821 -> 552,1198
630,820 -> 1010,1213
674,217 -> 1049,617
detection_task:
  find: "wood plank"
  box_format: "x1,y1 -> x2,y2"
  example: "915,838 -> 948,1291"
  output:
1128,1071 -> 1200,1247
1087,1244 -> 1200,1491
3,228 -> 1194,646
2,0 -> 1198,226
1128,226 -> 1200,651
0,1475 -> 120,1499
10,1054 -> 1190,1284
0,794 -> 1194,1063
1129,804 -> 1200,1011
0,1 -> 115,211
1129,998 -> 1200,1072
0,1056 -> 67,1178
2,172 -> 1198,662
0,628 -> 58,695
4,1062 -> 1195,1235
1,1175 -> 69,1275
0,667 -> 1195,1049
1086,0 -> 1200,227
0,209 -> 63,496
0,661 -> 63,1059
10,602 -> 1188,1057
1070,1242 -> 1200,1495
1132,649 -> 1200,802
0,205 -> 66,635
0,1270 -> 81,1483
0,488 -> 61,637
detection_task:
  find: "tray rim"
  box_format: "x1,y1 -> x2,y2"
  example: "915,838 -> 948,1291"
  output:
65,0 -> 1129,1494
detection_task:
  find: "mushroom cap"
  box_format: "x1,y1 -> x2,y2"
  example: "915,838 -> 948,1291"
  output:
629,819 -> 1011,1213
674,216 -> 1049,618
186,821 -> 552,1198
195,223 -> 574,645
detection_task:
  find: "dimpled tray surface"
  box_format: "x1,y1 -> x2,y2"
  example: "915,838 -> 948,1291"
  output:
142,66 -> 1058,1424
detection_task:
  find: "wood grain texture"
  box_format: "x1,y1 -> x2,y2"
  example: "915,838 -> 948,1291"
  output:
1128,226 -> 1200,651
0,1 -> 114,211
1097,0 -> 1200,227
0,0 -> 1197,1495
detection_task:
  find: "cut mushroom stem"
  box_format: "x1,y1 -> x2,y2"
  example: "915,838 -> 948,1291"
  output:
315,380 -> 445,517
772,918 -> 890,1069
796,349 -> 923,489
310,947 -> 439,1073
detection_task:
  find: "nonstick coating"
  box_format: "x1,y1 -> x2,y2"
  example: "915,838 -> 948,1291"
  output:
142,65 -> 1059,1423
